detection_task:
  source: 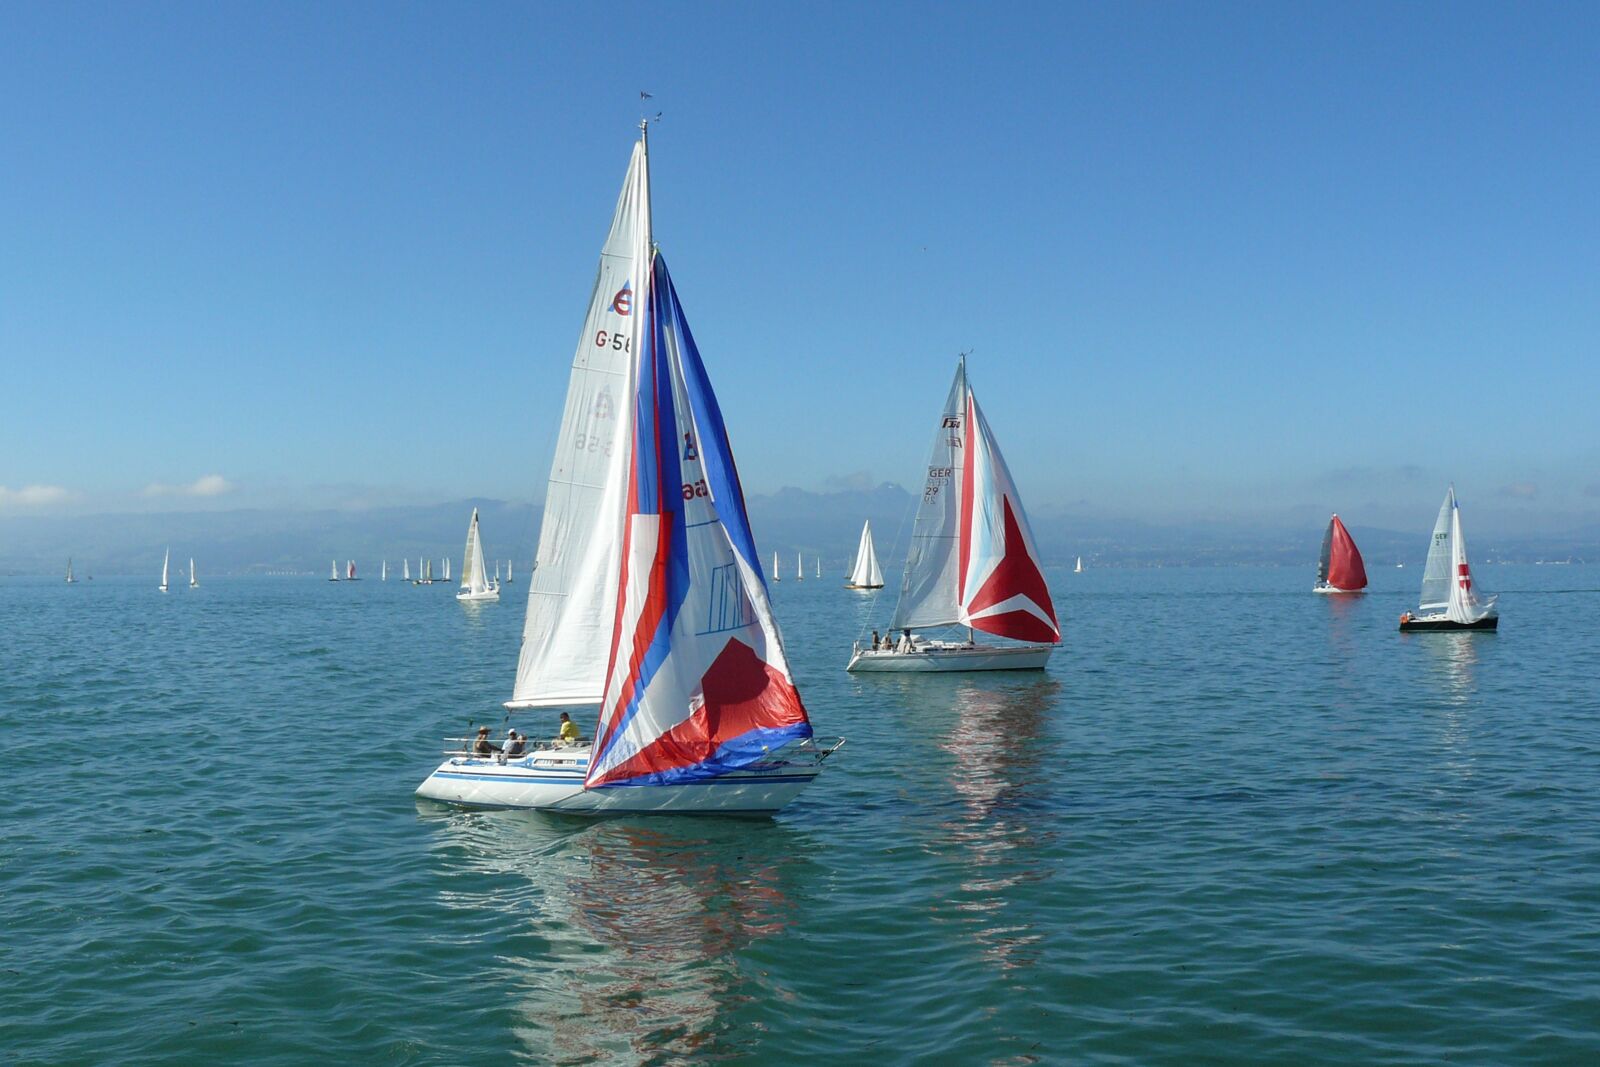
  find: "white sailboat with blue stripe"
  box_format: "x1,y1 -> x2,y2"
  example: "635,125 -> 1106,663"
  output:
416,124 -> 841,813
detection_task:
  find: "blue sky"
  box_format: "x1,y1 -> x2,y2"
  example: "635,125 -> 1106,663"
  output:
3,2 -> 1597,533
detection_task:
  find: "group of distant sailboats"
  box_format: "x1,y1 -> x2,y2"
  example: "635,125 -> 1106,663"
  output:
1310,487 -> 1498,631
156,548 -> 199,592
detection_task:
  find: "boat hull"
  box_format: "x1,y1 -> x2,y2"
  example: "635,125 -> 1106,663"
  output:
846,643 -> 1054,673
456,590 -> 500,602
843,583 -> 884,590
415,749 -> 822,814
1313,584 -> 1366,595
1400,614 -> 1499,632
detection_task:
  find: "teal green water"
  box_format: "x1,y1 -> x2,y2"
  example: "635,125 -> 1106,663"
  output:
2,566 -> 1597,1064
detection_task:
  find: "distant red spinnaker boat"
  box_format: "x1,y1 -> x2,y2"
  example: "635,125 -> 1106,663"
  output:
1314,514 -> 1368,594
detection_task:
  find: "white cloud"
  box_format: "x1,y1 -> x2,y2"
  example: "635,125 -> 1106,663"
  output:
143,474 -> 234,498
0,484 -> 77,509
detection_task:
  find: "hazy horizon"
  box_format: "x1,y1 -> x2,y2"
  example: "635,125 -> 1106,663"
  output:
4,5 -> 1598,553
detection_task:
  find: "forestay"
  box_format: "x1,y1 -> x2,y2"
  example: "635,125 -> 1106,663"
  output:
585,254 -> 813,789
510,140 -> 652,708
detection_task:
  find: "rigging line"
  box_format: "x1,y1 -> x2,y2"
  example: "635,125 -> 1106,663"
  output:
857,481 -> 919,644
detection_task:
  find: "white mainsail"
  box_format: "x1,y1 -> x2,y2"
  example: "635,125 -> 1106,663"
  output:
189,558 -> 197,588
797,552 -> 803,581
773,549 -> 780,582
160,549 -> 170,592
442,557 -> 450,582
848,520 -> 884,587
382,560 -> 387,581
460,508 -> 493,595
509,136 -> 652,708
1417,488 -> 1455,613
891,363 -> 968,629
1074,556 -> 1083,573
330,559 -> 340,581
66,558 -> 75,583
403,558 -> 410,581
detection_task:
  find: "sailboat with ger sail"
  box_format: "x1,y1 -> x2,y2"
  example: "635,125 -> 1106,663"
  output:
456,507 -> 501,602
845,520 -> 884,589
416,122 -> 841,813
848,356 -> 1060,672
1399,486 -> 1498,631
1313,514 -> 1367,594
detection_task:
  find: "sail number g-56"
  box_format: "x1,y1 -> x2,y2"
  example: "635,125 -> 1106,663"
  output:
594,330 -> 632,352
574,431 -> 613,457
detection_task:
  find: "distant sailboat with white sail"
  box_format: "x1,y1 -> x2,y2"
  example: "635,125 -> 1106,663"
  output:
65,558 -> 77,584
848,356 -> 1060,672
796,552 -> 804,582
506,559 -> 514,584
403,558 -> 411,581
845,521 -> 884,589
1074,556 -> 1083,574
159,549 -> 170,593
442,557 -> 450,583
189,558 -> 198,589
773,549 -> 781,582
456,508 -> 501,602
1399,486 -> 1498,631
329,559 -> 340,582
417,122 -> 839,813
381,560 -> 388,582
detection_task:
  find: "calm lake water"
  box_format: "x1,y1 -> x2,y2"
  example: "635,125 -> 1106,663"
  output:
2,564 -> 1597,1065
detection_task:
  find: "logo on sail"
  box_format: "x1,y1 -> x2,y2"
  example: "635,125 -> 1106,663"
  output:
611,283 -> 632,316
682,431 -> 698,462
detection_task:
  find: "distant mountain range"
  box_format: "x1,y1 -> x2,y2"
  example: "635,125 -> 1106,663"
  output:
1,485 -> 1593,576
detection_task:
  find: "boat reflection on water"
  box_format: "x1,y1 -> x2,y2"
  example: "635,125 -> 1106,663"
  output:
427,814 -> 816,1062
936,678 -> 1062,973
1412,629 -> 1480,708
